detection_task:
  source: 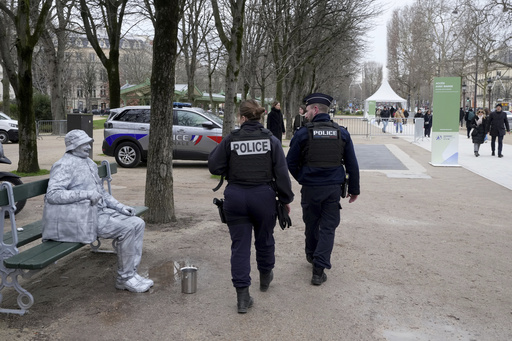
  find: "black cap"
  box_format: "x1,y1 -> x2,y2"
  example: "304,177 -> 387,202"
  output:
496,103 -> 502,108
303,93 -> 333,106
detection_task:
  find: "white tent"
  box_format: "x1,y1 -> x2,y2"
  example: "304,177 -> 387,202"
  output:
364,78 -> 407,117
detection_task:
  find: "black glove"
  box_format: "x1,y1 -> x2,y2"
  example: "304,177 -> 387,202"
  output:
276,200 -> 292,230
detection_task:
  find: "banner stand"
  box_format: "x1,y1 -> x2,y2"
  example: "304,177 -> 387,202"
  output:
430,77 -> 461,167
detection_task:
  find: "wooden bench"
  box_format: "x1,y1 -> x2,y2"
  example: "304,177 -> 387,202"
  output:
0,160 -> 148,315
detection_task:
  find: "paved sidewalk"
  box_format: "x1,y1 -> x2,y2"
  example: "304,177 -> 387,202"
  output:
403,134 -> 512,190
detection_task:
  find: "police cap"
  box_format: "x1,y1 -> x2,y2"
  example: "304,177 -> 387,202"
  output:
303,93 -> 333,107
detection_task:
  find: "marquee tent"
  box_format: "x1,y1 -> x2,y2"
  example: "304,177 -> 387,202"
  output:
364,79 -> 407,117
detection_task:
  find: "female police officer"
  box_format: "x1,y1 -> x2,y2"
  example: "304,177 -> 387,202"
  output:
208,99 -> 294,313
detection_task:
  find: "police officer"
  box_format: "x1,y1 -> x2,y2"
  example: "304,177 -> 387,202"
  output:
208,99 -> 294,313
286,93 -> 360,286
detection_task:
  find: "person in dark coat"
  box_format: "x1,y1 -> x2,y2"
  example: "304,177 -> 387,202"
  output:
380,106 -> 391,132
266,101 -> 285,142
292,104 -> 307,134
465,109 -> 475,138
487,103 -> 510,157
208,99 -> 294,313
470,109 -> 488,157
423,110 -> 433,137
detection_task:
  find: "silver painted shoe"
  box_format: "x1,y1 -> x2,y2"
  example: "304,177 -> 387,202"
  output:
115,276 -> 151,293
134,273 -> 154,287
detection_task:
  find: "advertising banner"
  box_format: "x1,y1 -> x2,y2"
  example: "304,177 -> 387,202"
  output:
431,77 -> 461,166
368,100 -> 376,118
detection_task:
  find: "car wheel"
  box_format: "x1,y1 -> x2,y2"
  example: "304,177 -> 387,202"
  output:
0,131 -> 9,144
115,141 -> 141,168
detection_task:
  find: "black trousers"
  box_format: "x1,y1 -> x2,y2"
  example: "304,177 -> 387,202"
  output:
301,185 -> 342,269
224,183 -> 277,288
491,135 -> 504,155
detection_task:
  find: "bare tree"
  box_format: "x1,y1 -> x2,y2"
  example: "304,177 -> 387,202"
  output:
39,0 -> 76,121
119,42 -> 152,85
0,0 -> 52,173
144,0 -> 182,223
211,0 -> 246,135
362,61 -> 383,99
79,0 -> 130,109
179,0 -> 210,105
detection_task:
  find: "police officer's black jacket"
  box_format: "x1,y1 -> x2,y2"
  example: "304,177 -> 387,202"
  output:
286,113 -> 360,195
208,120 -> 294,204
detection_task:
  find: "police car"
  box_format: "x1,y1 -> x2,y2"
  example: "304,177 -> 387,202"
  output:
102,106 -> 223,167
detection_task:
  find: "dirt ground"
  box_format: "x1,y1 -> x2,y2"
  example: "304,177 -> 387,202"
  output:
1,128 -> 511,340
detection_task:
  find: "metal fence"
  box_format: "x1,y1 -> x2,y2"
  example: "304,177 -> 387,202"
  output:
36,120 -> 67,138
332,116 -> 419,138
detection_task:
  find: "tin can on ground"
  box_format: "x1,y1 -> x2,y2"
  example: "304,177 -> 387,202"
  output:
180,267 -> 197,294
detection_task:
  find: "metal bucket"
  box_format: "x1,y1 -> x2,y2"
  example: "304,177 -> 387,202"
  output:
181,267 -> 197,294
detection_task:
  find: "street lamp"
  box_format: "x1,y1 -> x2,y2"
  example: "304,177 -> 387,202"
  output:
487,77 -> 492,110
462,82 -> 467,109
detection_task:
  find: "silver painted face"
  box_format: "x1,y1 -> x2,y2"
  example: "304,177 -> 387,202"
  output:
71,143 -> 91,158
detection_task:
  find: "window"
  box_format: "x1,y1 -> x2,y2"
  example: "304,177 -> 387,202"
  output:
77,87 -> 83,98
92,89 -> 96,97
176,111 -> 207,127
89,53 -> 95,62
100,85 -> 106,97
116,109 -> 150,123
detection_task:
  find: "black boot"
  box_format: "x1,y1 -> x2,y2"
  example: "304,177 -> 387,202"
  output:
236,287 -> 253,313
260,270 -> 273,292
311,266 -> 327,286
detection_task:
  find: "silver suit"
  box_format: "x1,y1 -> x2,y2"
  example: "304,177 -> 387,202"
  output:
43,152 -> 145,281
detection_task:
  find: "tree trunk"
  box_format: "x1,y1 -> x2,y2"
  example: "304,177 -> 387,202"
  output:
2,64 -> 9,116
107,56 -> 121,108
211,0 -> 245,136
17,52 -> 39,173
144,0 -> 181,223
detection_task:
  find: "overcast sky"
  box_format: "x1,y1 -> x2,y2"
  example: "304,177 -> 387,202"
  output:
364,0 -> 417,67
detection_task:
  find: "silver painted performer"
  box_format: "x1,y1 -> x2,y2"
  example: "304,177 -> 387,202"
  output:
42,129 -> 153,293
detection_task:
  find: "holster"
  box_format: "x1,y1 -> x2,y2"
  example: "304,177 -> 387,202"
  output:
213,198 -> 227,223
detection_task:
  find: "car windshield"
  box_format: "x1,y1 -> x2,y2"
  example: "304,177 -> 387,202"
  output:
0,113 -> 13,120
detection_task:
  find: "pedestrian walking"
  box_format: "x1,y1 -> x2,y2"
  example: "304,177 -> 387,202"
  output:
380,106 -> 390,132
208,99 -> 294,313
286,93 -> 360,286
465,108 -> 475,138
487,103 -> 510,157
293,104 -> 307,134
470,109 -> 488,157
395,108 -> 404,133
267,100 -> 285,142
423,110 -> 433,137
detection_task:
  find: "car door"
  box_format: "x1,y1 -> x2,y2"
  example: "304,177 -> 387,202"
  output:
173,109 -> 222,160
105,108 -> 151,152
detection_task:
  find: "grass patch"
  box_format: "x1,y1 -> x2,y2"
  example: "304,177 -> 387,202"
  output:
93,118 -> 106,129
12,169 -> 50,177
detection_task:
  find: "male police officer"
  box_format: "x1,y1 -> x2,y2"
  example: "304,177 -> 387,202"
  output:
286,93 -> 360,286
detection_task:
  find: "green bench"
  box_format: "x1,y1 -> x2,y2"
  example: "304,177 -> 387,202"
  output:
0,160 -> 148,315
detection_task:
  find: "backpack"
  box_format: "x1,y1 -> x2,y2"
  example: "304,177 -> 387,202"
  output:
467,111 -> 475,121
